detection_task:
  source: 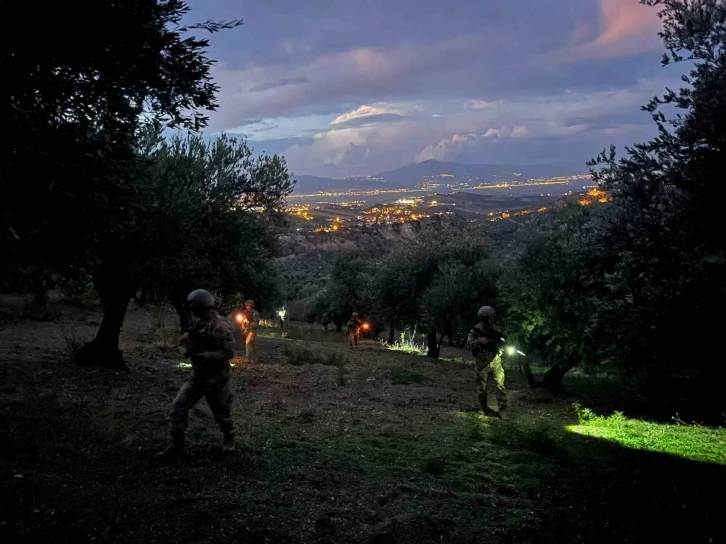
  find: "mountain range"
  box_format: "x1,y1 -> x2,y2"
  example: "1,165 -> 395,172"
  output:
292,160 -> 586,194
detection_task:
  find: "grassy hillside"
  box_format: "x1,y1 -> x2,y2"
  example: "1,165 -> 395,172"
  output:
1,301 -> 724,543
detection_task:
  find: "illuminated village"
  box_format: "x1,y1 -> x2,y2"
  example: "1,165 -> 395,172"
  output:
285,185 -> 612,233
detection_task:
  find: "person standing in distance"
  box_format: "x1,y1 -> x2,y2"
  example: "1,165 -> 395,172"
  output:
466,305 -> 508,420
347,312 -> 361,347
157,289 -> 237,458
242,299 -> 260,364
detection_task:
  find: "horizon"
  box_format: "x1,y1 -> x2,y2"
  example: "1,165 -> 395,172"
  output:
187,0 -> 676,178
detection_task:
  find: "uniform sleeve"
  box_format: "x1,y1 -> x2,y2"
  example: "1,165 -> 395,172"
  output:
205,320 -> 236,361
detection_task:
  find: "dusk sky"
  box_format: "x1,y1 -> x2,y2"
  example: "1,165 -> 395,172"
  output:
186,0 -> 679,178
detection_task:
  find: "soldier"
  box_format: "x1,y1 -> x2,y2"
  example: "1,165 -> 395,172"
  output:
157,289 -> 237,458
346,312 -> 361,347
242,299 -> 260,364
466,305 -> 508,420
321,313 -> 330,332
277,306 -> 287,328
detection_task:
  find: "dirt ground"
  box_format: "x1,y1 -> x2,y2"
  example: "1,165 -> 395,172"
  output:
1,297 -> 724,543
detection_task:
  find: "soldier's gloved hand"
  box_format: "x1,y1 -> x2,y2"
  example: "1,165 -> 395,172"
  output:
478,337 -> 490,345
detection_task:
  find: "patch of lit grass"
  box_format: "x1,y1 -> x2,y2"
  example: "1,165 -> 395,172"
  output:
439,356 -> 472,365
380,328 -> 427,355
567,403 -> 726,464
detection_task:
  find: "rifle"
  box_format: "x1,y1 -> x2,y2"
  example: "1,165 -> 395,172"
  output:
470,326 -> 506,355
183,326 -> 210,359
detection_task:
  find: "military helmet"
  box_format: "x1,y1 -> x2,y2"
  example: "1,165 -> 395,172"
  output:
187,289 -> 215,309
244,300 -> 255,308
477,305 -> 496,319
352,312 -> 359,318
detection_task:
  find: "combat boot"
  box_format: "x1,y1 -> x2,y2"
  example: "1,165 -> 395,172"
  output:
155,432 -> 188,459
222,432 -> 236,453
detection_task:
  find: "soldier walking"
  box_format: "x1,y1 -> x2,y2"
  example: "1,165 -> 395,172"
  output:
346,312 -> 361,347
157,289 -> 237,458
242,299 -> 260,364
466,305 -> 508,420
321,313 -> 330,332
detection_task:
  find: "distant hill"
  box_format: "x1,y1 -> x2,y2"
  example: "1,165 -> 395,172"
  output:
292,160 -> 586,194
292,175 -> 399,194
377,160 -> 584,185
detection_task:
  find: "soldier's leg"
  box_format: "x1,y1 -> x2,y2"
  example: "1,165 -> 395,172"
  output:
476,364 -> 494,414
492,357 -> 507,413
205,372 -> 235,451
159,378 -> 203,456
245,330 -> 257,363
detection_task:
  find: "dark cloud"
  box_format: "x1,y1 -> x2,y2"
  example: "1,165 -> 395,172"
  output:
249,76 -> 310,92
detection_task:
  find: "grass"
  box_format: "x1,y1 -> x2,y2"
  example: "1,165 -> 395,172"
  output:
284,345 -> 347,368
3,304 -> 726,543
568,402 -> 726,464
389,368 -> 427,385
380,328 -> 427,355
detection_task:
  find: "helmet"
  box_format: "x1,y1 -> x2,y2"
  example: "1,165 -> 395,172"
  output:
477,306 -> 496,319
187,289 -> 215,310
244,300 -> 255,308
352,312 -> 359,318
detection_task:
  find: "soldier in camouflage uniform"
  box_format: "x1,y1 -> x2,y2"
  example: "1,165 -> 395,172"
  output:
466,305 -> 508,420
242,299 -> 260,364
157,289 -> 237,458
346,312 -> 361,347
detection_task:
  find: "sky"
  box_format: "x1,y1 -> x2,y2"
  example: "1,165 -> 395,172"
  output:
185,0 -> 680,178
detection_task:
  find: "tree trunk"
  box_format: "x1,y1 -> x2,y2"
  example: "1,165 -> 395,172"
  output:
30,279 -> 48,311
520,360 -> 540,389
170,283 -> 194,332
388,320 -> 395,344
75,260 -> 137,371
426,329 -> 440,359
542,360 -> 577,393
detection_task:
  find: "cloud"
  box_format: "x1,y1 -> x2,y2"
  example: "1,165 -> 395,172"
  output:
572,0 -> 662,60
416,133 -> 478,162
190,0 -> 676,176
274,76 -> 672,175
330,103 -> 407,125
330,113 -> 409,128
248,76 -> 310,92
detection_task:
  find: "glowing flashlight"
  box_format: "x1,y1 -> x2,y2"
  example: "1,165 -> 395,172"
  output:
506,346 -> 526,356
235,313 -> 244,324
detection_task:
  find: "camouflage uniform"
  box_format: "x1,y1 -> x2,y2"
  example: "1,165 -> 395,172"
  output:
466,322 -> 507,415
242,305 -> 260,363
347,315 -> 361,346
170,313 -> 236,447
